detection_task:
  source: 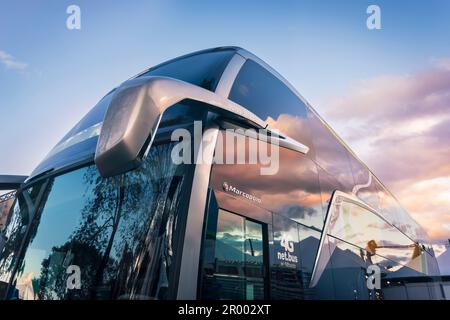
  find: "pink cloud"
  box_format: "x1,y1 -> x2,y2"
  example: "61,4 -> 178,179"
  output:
326,64 -> 450,125
322,59 -> 450,242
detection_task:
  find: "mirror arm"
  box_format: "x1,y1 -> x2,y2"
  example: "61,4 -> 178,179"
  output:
95,76 -> 267,177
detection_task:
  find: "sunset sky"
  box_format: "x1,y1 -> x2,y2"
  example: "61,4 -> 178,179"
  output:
1,0 -> 449,247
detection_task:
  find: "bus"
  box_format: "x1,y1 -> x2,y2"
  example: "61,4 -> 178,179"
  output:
0,47 -> 443,300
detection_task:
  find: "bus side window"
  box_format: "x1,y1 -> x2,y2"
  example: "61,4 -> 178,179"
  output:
228,60 -> 314,157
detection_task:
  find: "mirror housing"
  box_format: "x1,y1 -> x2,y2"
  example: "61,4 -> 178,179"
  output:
94,76 -> 266,177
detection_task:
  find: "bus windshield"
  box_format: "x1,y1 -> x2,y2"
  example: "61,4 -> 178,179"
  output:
0,141 -> 194,300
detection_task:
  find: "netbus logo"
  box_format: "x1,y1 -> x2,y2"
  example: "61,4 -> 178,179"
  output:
222,182 -> 262,204
277,235 -> 298,265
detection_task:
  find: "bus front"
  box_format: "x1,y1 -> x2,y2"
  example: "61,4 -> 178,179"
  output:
0,48 -> 267,300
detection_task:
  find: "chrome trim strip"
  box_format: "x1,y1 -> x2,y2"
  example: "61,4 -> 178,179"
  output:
279,134 -> 310,154
215,53 -> 246,98
309,190 -> 341,288
233,125 -> 310,155
177,125 -> 219,299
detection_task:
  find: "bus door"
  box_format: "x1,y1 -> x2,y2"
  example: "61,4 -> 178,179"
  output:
199,207 -> 269,300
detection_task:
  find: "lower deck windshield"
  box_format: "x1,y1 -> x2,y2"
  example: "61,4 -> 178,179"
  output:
0,141 -> 193,300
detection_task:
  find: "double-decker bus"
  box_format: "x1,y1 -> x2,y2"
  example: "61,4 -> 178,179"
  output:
0,47 -> 443,300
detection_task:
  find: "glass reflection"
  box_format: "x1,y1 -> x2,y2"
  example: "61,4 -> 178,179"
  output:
201,210 -> 265,300
7,142 -> 193,300
327,197 -> 430,275
328,238 -> 370,300
0,182 -> 46,297
353,177 -> 381,213
0,197 -> 14,232
229,60 -> 308,122
307,111 -> 354,192
211,131 -> 324,230
141,50 -> 235,92
271,214 -> 302,299
317,166 -> 340,222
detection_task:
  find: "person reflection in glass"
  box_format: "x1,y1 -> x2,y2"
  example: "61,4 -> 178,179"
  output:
363,240 -> 422,265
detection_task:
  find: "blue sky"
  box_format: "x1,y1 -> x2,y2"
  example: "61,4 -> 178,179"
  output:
1,1 -> 450,243
1,0 -> 449,175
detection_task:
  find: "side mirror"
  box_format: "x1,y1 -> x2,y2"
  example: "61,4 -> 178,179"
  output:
94,76 -> 266,177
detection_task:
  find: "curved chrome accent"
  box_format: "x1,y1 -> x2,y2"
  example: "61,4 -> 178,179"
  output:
177,125 -> 219,299
215,53 -> 246,98
309,191 -> 370,288
236,125 -> 310,155
279,134 -> 310,154
94,76 -> 267,177
352,172 -> 373,195
309,190 -> 416,288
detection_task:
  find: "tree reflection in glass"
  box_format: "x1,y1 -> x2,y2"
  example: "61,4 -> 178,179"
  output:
11,142 -> 191,300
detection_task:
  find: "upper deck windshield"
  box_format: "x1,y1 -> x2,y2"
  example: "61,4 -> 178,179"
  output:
139,49 -> 235,91
31,49 -> 235,179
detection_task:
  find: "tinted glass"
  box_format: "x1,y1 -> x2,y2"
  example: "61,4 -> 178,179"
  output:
0,182 -> 46,297
271,214 -> 302,299
7,142 -> 194,300
141,50 -> 235,91
0,196 -> 15,231
348,156 -> 381,212
229,60 -> 308,121
327,198 -> 430,274
61,92 -> 112,141
372,251 -> 438,299
229,60 -> 316,157
200,209 -> 265,300
31,93 -> 113,177
210,131 -> 324,230
308,111 -> 354,192
30,100 -> 205,179
317,166 -> 341,219
328,238 -> 370,300
297,224 -> 335,299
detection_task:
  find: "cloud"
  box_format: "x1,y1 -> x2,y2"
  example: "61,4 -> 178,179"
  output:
0,50 -> 28,71
321,59 -> 450,242
326,67 -> 450,126
432,57 -> 450,71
